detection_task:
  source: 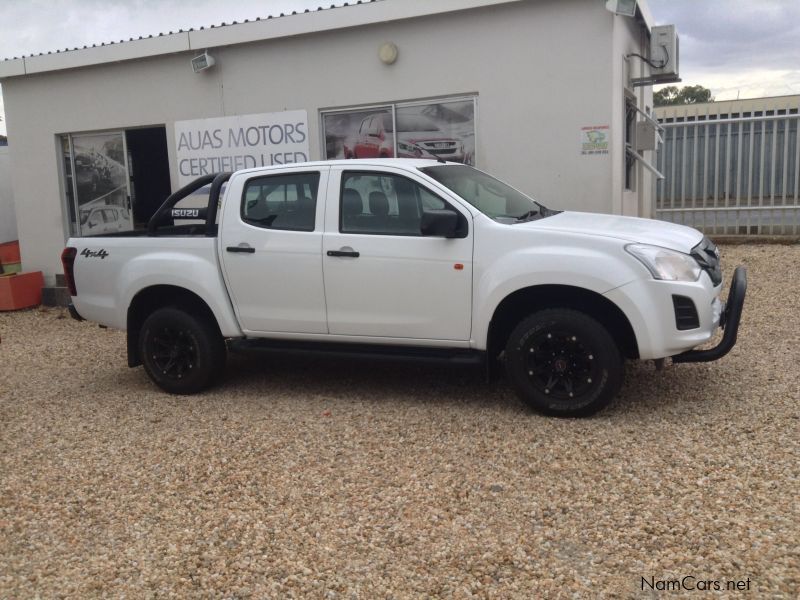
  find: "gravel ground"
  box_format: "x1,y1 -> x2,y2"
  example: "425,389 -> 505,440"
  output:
1,244 -> 798,598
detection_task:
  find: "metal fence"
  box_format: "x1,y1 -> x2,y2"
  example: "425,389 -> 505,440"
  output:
655,111 -> 800,236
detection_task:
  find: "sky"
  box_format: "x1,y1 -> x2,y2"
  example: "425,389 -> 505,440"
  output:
1,0 -> 799,136
648,0 -> 800,101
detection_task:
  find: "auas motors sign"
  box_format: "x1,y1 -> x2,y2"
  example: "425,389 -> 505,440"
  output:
174,110 -> 310,186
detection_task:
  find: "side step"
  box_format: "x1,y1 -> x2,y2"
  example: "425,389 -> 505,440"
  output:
229,338 -> 485,366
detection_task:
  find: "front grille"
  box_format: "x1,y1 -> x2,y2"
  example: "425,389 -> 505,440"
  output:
690,236 -> 722,286
673,295 -> 700,330
426,148 -> 459,156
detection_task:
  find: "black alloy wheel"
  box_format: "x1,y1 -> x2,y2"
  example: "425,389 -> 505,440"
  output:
525,328 -> 601,401
149,326 -> 198,381
505,309 -> 623,417
139,307 -> 226,394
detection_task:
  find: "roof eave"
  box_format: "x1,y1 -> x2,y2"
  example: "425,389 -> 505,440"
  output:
0,0 -> 526,80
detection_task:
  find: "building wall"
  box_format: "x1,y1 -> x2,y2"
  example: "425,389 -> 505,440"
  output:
2,0 -> 645,282
0,145 -> 18,244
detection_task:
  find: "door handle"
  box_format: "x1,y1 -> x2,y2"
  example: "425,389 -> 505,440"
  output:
327,249 -> 360,258
227,244 -> 255,254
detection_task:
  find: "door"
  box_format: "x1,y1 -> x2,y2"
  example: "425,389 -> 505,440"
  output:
69,132 -> 134,236
323,168 -> 473,341
219,168 -> 329,334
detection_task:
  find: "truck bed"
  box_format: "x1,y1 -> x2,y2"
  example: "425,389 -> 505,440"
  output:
80,223 -> 216,238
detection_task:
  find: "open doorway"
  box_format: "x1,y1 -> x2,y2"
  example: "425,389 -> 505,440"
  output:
126,127 -> 171,228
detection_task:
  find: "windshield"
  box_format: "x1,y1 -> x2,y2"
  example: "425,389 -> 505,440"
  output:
420,165 -> 555,222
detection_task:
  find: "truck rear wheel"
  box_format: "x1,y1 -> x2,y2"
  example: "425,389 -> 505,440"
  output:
505,309 -> 623,417
139,307 -> 226,394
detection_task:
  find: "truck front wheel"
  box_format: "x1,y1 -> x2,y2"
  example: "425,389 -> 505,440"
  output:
139,307 -> 226,394
505,309 -> 623,417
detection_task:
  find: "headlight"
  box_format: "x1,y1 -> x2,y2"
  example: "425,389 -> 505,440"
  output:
625,244 -> 702,282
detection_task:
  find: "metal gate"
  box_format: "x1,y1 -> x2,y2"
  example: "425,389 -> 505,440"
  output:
655,111 -> 800,236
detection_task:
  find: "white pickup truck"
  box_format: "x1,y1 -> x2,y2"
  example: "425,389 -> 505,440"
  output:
63,159 -> 746,417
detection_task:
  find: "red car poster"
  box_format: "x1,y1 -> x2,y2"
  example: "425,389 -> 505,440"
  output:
323,98 -> 476,165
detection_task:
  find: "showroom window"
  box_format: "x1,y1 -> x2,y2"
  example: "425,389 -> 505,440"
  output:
241,172 -> 320,232
321,96 -> 477,165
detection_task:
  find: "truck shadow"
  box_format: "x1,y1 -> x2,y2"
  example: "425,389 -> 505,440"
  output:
222,350 -> 519,411
218,351 -> 713,417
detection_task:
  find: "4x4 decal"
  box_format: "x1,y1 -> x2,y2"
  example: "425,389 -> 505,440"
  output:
80,248 -> 109,260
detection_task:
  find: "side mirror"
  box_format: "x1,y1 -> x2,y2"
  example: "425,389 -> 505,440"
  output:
421,209 -> 460,238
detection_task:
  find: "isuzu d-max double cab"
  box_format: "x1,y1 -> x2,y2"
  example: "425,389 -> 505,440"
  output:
63,159 -> 746,417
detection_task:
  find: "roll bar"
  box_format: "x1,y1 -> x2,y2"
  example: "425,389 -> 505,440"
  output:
147,172 -> 232,237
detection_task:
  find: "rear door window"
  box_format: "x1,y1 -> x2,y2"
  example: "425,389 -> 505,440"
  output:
241,172 -> 321,231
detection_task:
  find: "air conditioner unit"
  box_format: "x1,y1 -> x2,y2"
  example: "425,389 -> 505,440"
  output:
635,120 -> 658,152
650,25 -> 679,80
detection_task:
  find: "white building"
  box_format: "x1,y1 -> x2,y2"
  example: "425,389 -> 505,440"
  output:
0,0 -> 669,285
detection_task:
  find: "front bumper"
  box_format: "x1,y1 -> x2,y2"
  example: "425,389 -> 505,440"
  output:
603,265 -> 746,361
672,266 -> 747,363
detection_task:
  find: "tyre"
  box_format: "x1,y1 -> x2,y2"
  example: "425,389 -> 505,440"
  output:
505,309 -> 623,417
139,307 -> 226,394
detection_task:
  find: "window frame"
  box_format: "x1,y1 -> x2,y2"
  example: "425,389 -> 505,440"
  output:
240,170 -> 322,233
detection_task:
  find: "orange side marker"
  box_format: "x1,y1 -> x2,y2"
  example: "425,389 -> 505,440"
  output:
454,263 -> 464,270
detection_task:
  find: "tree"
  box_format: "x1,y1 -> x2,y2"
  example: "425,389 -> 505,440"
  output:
654,85 -> 713,107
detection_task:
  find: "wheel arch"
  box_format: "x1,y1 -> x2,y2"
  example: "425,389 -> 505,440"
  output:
486,284 -> 639,366
126,285 -> 223,367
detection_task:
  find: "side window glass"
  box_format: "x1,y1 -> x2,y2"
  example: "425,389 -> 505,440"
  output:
242,172 -> 320,231
419,187 -> 445,211
340,172 -> 457,236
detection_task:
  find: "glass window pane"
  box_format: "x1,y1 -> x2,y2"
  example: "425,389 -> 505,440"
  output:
242,172 -> 320,231
395,99 -> 475,164
71,132 -> 133,236
340,171 -> 449,236
322,107 -> 394,160
421,164 -> 542,220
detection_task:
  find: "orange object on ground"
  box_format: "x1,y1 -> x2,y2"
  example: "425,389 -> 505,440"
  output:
0,241 -> 21,264
0,271 -> 44,311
